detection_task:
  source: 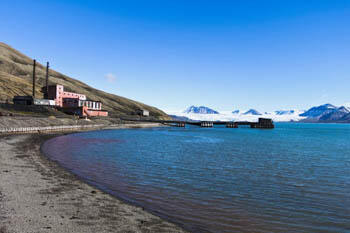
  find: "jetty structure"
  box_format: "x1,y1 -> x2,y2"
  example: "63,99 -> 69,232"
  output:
122,117 -> 275,129
12,59 -> 108,117
172,118 -> 274,128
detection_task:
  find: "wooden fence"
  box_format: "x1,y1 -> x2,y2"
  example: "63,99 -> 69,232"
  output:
0,124 -> 105,134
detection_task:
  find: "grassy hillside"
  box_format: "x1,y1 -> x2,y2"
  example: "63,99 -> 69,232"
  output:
0,42 -> 169,119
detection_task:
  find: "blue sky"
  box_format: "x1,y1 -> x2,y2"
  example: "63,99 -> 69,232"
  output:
1,0 -> 350,112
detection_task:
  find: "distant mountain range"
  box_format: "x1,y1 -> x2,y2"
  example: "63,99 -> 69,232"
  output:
300,104 -> 337,118
275,110 -> 295,115
170,104 -> 350,123
300,104 -> 350,123
169,115 -> 197,122
183,106 -> 219,114
243,109 -> 262,115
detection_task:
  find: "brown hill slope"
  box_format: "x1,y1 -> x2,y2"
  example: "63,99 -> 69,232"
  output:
0,42 -> 169,119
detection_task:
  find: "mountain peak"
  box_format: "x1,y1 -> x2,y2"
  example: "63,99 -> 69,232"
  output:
321,103 -> 337,109
243,109 -> 262,115
183,106 -> 219,114
300,103 -> 338,119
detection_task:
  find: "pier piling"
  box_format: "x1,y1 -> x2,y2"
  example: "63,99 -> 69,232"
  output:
201,121 -> 213,127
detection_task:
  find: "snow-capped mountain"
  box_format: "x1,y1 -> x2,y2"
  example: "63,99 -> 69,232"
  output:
183,106 -> 219,114
243,109 -> 262,115
299,104 -> 337,118
299,104 -> 350,122
299,104 -> 348,120
275,110 -> 295,115
166,103 -> 350,123
343,103 -> 350,111
337,106 -> 350,113
318,106 -> 350,122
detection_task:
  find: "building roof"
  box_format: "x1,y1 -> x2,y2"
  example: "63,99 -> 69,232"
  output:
13,96 -> 34,99
81,99 -> 102,103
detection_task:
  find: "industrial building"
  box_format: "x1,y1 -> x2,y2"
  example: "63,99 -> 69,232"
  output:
13,59 -> 108,117
47,84 -> 86,107
137,109 -> 150,116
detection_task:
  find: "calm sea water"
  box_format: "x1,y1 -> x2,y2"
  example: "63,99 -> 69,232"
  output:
42,123 -> 350,233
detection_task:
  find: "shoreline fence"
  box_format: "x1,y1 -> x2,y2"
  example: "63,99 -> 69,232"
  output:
0,124 -> 105,134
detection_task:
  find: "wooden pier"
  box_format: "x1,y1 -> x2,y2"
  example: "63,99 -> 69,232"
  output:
201,121 -> 213,127
122,117 -> 274,129
226,122 -> 238,128
174,118 -> 274,129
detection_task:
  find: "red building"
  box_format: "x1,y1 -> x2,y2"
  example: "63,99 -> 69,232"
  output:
47,85 -> 108,117
62,98 -> 108,117
47,85 -> 86,107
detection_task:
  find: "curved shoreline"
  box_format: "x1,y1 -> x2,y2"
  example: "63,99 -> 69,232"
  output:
0,125 -> 188,233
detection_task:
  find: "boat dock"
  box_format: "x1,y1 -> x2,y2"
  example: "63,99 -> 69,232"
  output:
123,118 -> 274,129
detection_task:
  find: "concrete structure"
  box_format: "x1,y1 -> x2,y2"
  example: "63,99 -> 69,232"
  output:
13,96 -> 55,106
62,97 -> 107,117
81,106 -> 108,117
252,118 -> 274,128
60,106 -> 108,117
137,109 -> 149,117
34,99 -> 56,106
13,84 -> 107,117
13,96 -> 34,105
46,84 -> 107,117
78,100 -> 102,110
13,60 -> 53,106
12,60 -> 106,117
47,85 -> 86,107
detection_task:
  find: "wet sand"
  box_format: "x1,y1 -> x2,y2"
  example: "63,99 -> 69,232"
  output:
0,126 -> 188,233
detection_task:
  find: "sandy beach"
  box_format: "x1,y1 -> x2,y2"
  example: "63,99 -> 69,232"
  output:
0,126 -> 188,233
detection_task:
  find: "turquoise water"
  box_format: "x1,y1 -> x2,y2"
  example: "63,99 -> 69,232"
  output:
42,123 -> 350,232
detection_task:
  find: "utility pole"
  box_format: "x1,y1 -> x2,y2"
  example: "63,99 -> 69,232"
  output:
32,59 -> 36,98
45,62 -> 49,98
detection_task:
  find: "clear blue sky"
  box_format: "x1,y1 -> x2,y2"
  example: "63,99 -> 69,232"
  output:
1,0 -> 349,112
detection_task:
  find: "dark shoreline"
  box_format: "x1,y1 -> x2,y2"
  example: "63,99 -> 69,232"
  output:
41,130 -> 198,233
0,126 -> 188,233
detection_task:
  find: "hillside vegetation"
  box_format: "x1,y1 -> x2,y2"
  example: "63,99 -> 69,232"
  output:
0,42 -> 169,119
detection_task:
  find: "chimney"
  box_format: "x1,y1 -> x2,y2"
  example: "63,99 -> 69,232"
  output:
32,59 -> 36,98
45,62 -> 49,98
